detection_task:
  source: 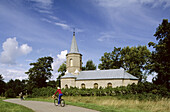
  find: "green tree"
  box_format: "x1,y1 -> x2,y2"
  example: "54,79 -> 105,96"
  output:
99,46 -> 151,81
47,80 -> 57,88
98,47 -> 122,70
5,88 -> 16,98
57,62 -> 66,87
58,62 -> 66,76
26,56 -> 53,89
120,46 -> 151,81
148,19 -> 170,88
83,60 -> 96,70
6,79 -> 26,96
0,74 -> 6,95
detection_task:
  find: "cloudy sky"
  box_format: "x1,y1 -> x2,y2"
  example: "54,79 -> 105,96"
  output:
0,0 -> 169,82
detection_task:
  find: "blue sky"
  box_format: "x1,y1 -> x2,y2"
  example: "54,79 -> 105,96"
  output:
0,0 -> 170,82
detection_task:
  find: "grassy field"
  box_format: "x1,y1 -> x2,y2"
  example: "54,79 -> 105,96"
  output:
26,96 -> 170,112
0,97 -> 34,112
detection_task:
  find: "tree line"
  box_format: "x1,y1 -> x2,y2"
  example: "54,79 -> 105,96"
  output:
0,19 -> 169,97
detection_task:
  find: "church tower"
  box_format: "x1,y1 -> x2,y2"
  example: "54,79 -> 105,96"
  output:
66,30 -> 82,75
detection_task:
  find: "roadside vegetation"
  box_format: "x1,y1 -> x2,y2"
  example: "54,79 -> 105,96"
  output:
26,96 -> 170,112
25,82 -> 169,112
28,82 -> 169,101
0,97 -> 34,112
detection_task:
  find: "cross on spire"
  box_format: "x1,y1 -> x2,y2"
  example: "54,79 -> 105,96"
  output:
73,28 -> 75,36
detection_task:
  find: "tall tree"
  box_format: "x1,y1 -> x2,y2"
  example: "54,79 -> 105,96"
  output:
26,56 -> 53,89
58,62 -> 66,76
6,79 -> 25,95
57,62 -> 66,87
99,46 -> 151,81
0,74 -> 6,95
99,47 -> 121,70
148,19 -> 170,88
120,46 -> 151,81
83,60 -> 96,70
47,80 -> 57,88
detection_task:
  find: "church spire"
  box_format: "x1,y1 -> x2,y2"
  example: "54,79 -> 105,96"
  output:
70,28 -> 79,53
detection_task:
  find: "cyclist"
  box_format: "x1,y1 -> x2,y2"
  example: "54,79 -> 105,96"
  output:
52,87 -> 63,106
19,92 -> 24,100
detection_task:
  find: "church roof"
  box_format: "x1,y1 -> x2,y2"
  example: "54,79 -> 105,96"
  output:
61,69 -> 138,80
76,69 -> 138,80
69,32 -> 79,53
61,73 -> 77,78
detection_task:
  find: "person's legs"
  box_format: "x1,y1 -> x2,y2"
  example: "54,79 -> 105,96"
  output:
58,94 -> 63,104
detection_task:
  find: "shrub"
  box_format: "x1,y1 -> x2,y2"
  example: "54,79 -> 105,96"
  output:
30,82 -> 170,100
5,89 -> 16,98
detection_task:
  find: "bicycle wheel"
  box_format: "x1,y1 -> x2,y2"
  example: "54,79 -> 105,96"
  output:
54,98 -> 58,106
60,99 -> 65,107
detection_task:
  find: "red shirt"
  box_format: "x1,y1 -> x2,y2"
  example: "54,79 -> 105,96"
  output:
54,89 -> 62,95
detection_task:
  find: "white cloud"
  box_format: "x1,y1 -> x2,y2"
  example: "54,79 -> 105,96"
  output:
0,37 -> 32,64
49,16 -> 59,21
20,44 -> 32,55
146,72 -> 157,82
0,67 -> 28,82
37,9 -> 52,14
98,32 -> 150,43
98,32 -> 114,42
29,0 -> 54,9
97,0 -> 170,8
41,18 -> 52,23
57,50 -> 68,60
51,50 -> 68,80
54,22 -> 84,33
55,22 -> 71,30
0,50 -> 67,82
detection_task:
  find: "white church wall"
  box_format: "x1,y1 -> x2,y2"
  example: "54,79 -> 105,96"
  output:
75,79 -> 138,89
61,78 -> 76,88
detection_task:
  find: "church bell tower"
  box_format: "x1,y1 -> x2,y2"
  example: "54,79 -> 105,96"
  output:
66,30 -> 82,75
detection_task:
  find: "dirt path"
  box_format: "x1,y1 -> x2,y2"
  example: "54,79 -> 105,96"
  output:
4,99 -> 99,112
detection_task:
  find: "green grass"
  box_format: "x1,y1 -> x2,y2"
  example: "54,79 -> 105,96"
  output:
26,97 -> 151,112
0,97 -> 34,112
65,101 -> 146,112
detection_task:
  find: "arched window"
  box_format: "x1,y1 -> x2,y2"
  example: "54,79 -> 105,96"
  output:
65,84 -> 68,89
81,83 -> 85,89
107,83 -> 112,88
94,83 -> 98,89
70,59 -> 73,66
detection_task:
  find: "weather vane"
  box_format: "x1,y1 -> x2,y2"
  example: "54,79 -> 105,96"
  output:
73,28 -> 75,36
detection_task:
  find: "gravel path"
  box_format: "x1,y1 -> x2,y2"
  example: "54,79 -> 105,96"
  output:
4,99 -> 99,112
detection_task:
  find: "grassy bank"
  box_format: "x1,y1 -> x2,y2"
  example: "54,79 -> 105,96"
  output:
0,97 -> 34,112
65,96 -> 170,112
26,96 -> 170,112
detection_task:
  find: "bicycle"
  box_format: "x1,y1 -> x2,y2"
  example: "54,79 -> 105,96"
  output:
54,96 -> 65,107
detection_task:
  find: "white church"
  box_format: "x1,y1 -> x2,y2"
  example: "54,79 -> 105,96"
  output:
61,32 -> 138,89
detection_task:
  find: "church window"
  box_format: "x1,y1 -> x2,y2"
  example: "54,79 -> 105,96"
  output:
107,83 -> 112,88
65,84 -> 68,89
70,59 -> 73,66
94,83 -> 98,89
81,83 -> 85,89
